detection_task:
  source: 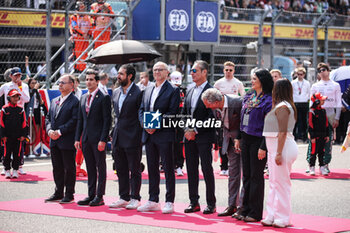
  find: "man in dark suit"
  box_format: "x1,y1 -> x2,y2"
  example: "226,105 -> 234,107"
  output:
109,64 -> 143,210
182,60 -> 217,214
45,74 -> 79,204
74,69 -> 111,206
201,88 -> 243,217
138,61 -> 180,214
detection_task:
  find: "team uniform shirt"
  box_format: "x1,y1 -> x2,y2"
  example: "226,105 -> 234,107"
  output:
292,79 -> 310,103
214,77 -> 245,96
0,103 -> 27,138
310,79 -> 342,122
0,82 -> 30,108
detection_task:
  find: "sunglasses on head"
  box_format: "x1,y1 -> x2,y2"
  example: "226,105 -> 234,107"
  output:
318,68 -> 327,73
225,69 -> 233,72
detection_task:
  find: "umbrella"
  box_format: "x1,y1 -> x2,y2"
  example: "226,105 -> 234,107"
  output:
86,40 -> 162,64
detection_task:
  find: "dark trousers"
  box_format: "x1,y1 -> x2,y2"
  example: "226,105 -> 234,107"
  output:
3,138 -> 21,170
145,139 -> 175,203
309,137 -> 326,167
82,142 -> 106,198
114,144 -> 142,201
220,151 -> 228,170
335,111 -> 350,143
240,133 -> 266,221
51,146 -> 76,198
293,102 -> 309,141
173,141 -> 184,169
185,141 -> 216,206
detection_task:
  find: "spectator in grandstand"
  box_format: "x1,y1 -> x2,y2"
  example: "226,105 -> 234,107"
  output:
98,72 -> 109,95
70,1 -> 92,72
45,74 -> 79,203
0,89 -> 27,179
291,67 -> 310,142
90,0 -> 115,49
214,61 -> 245,177
74,69 -> 111,207
270,69 -> 283,83
307,63 -> 342,175
261,79 -> 298,228
201,88 -> 243,218
137,71 -> 154,91
236,69 -> 273,222
109,64 -> 143,210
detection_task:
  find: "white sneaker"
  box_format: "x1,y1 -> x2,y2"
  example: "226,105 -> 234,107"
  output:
1,168 -> 5,176
137,201 -> 161,212
39,154 -> 48,158
162,202 -> 174,214
220,170 -> 228,176
305,166 -> 310,173
176,167 -> 184,176
261,218 -> 273,226
12,170 -> 19,178
310,166 -> 315,176
320,166 -> 328,176
109,199 -> 129,208
18,167 -> 26,175
28,154 -> 36,159
125,199 -> 141,210
324,164 -> 330,174
5,170 -> 11,179
224,170 -> 229,176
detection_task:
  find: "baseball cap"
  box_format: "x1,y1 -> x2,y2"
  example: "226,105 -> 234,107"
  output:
311,92 -> 327,102
11,67 -> 22,76
8,89 -> 21,97
169,71 -> 182,85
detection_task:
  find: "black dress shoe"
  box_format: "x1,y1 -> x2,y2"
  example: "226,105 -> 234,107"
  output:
45,194 -> 63,202
218,206 -> 237,217
59,196 -> 74,204
184,203 -> 201,213
89,196 -> 104,206
77,196 -> 94,206
203,206 -> 216,214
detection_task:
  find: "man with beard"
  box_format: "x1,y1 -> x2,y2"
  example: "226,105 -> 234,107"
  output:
109,64 -> 143,210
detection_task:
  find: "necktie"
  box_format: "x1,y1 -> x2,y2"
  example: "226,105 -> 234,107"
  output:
86,94 -> 92,114
216,110 -> 222,120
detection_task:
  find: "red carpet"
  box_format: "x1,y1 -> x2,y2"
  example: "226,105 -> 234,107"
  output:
0,195 -> 349,233
1,169 -> 349,182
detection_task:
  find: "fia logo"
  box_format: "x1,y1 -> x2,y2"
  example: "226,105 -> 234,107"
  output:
168,9 -> 189,31
196,11 -> 216,33
143,110 -> 162,129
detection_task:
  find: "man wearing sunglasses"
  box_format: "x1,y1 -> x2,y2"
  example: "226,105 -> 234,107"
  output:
309,63 -> 342,174
214,61 -> 245,177
291,67 -> 310,142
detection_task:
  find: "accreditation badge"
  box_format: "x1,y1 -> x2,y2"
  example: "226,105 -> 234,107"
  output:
243,114 -> 249,126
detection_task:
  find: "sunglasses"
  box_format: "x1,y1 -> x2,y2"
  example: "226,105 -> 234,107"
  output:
190,69 -> 200,73
225,69 -> 233,72
317,68 -> 327,73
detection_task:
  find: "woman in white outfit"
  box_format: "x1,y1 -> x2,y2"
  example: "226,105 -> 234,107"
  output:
261,79 -> 298,228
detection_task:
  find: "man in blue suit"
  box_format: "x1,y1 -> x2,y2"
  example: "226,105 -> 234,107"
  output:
108,64 -> 143,210
138,61 -> 180,214
182,60 -> 217,214
45,74 -> 79,204
75,69 -> 111,206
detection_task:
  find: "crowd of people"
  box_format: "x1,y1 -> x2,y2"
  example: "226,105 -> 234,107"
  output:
0,59 -> 349,228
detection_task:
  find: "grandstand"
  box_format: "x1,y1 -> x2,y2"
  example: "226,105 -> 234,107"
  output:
0,0 -> 349,86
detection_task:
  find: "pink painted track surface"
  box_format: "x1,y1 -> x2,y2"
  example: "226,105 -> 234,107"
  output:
0,195 -> 349,233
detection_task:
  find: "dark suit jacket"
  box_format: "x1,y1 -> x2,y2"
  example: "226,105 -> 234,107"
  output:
221,95 -> 242,154
45,92 -> 79,150
182,82 -> 215,144
75,89 -> 111,143
112,83 -> 142,148
139,80 -> 180,144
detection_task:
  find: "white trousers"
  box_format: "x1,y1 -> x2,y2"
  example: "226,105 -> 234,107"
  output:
265,136 -> 298,225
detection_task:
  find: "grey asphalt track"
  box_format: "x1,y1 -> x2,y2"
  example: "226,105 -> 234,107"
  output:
0,143 -> 349,233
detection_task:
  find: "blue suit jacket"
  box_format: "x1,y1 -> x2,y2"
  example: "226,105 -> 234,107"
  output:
112,83 -> 142,148
139,80 -> 180,144
45,92 -> 79,150
75,89 -> 111,144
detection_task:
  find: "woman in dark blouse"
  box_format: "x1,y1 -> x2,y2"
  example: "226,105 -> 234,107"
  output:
234,69 -> 274,222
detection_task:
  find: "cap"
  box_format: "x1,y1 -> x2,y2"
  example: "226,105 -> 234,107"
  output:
169,71 -> 182,85
311,92 -> 327,102
11,67 -> 22,76
8,89 -> 21,97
